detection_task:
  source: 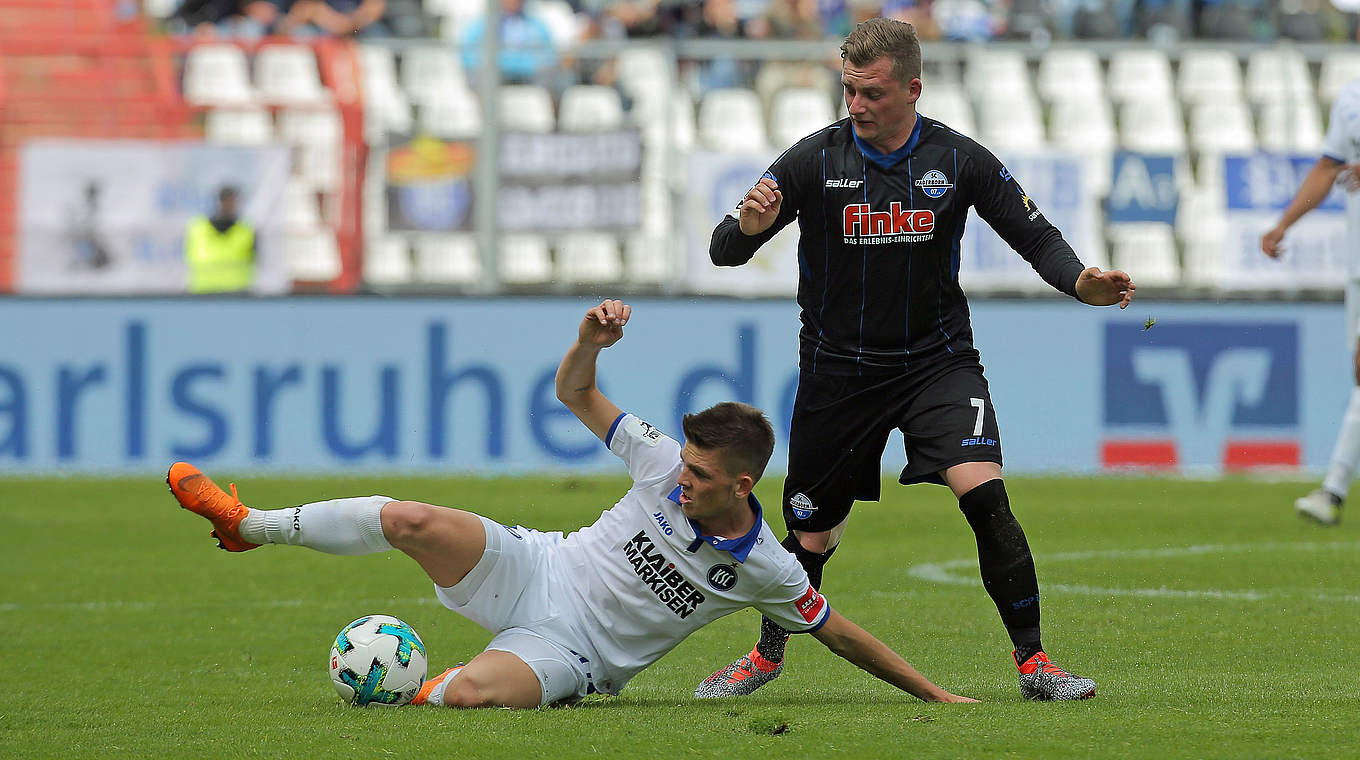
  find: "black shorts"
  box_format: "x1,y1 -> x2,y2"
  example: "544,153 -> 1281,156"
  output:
781,364 -> 1003,533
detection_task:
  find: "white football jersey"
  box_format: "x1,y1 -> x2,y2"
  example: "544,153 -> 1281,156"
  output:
551,413 -> 830,694
1322,78 -> 1360,277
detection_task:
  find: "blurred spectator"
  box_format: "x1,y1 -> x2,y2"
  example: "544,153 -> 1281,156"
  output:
460,0 -> 558,86
693,0 -> 758,90
594,0 -> 669,36
748,0 -> 824,38
932,0 -> 1000,40
885,0 -> 943,40
167,0 -> 282,37
1134,0 -> 1192,40
1053,0 -> 1124,37
277,0 -> 389,37
66,181 -> 112,271
1274,0 -> 1342,40
1196,0 -> 1268,39
184,186 -> 255,295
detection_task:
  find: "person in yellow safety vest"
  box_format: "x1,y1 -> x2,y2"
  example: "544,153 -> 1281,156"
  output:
185,186 -> 255,294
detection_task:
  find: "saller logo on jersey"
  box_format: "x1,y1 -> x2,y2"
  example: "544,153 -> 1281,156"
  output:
825,178 -> 864,188
842,203 -> 935,244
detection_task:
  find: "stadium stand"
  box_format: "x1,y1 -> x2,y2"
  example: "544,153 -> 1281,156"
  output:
499,233 -> 553,285
697,87 -> 768,152
414,232 -> 481,285
557,231 -> 622,284
1177,48 -> 1243,105
558,84 -> 625,132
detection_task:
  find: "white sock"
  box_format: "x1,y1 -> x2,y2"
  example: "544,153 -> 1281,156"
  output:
1322,387 -> 1360,501
425,666 -> 464,707
239,496 -> 395,555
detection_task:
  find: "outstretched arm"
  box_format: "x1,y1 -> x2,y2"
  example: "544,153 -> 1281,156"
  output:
810,609 -> 977,703
555,299 -> 629,442
1262,157 -> 1346,258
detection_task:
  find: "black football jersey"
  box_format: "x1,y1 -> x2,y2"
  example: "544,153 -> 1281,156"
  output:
711,115 -> 1086,376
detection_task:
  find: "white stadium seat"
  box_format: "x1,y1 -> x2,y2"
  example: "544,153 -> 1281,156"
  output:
768,87 -> 835,146
1177,49 -> 1243,106
499,85 -> 555,133
418,87 -> 482,138
1049,98 -> 1115,195
1107,49 -> 1174,106
1118,100 -> 1186,154
978,95 -> 1045,151
1257,99 -> 1324,153
615,46 -> 671,100
698,88 -> 768,153
1245,48 -> 1312,105
558,85 -> 625,132
1319,51 -> 1360,104
183,44 -> 256,106
359,45 -> 413,138
414,234 -> 480,285
916,88 -> 975,136
1109,223 -> 1180,287
624,234 -> 670,284
556,232 -> 622,284
282,180 -> 322,234
364,234 -> 412,286
285,231 -> 342,282
1188,100 -> 1256,154
499,234 -> 552,284
967,49 -> 1035,103
204,108 -> 273,145
277,108 -> 343,190
254,44 -> 329,105
1036,48 -> 1104,104
401,46 -> 469,105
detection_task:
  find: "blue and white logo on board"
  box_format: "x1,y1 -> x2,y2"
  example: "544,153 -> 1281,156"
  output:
915,169 -> 953,199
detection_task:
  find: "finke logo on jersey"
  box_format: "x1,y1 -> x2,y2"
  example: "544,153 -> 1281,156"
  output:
825,178 -> 864,188
789,492 -> 816,520
623,530 -> 706,618
914,169 -> 953,198
795,585 -> 827,624
706,563 -> 739,591
842,202 -> 935,244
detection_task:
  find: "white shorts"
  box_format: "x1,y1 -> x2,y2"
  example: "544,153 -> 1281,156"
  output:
1347,279 -> 1360,348
432,516 -> 600,706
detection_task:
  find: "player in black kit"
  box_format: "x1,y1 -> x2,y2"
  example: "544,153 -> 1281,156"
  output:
693,18 -> 1135,701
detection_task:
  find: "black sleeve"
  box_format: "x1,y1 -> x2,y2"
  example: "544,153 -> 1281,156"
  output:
710,158 -> 805,267
967,146 -> 1085,299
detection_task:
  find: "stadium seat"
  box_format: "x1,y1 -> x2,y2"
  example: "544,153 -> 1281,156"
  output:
285,231 -> 342,281
1049,98 -> 1115,195
1177,49 -> 1243,106
282,180 -> 322,233
768,87 -> 835,146
1188,100 -> 1256,154
615,46 -> 672,101
624,233 -> 670,284
1245,49 -> 1312,105
1257,99 -> 1324,153
698,88 -> 768,153
204,108 -> 274,145
1108,223 -> 1180,287
556,232 -> 622,284
1107,49 -> 1174,106
978,95 -> 1045,151
418,87 -> 482,138
916,88 -> 975,136
558,85 -> 625,132
1035,48 -> 1104,104
183,44 -> 256,106
1176,187 -> 1227,288
966,49 -> 1035,103
1319,51 -> 1360,104
499,85 -> 555,133
277,108 -> 343,190
499,234 -> 553,284
1117,100 -> 1186,154
254,44 -> 329,105
401,46 -> 470,105
414,233 -> 481,285
426,0 -> 483,39
530,0 -> 584,46
364,234 -> 413,285
359,45 -> 413,138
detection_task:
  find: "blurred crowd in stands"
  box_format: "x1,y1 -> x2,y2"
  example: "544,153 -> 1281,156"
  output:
162,0 -> 1360,44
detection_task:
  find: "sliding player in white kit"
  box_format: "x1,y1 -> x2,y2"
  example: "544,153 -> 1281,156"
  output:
168,300 -> 976,708
1262,78 -> 1360,526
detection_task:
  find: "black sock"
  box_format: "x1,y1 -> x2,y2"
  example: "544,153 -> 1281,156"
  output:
754,533 -> 837,664
958,479 -> 1043,659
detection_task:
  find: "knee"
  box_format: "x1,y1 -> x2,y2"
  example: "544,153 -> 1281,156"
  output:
791,529 -> 834,554
380,500 -> 438,544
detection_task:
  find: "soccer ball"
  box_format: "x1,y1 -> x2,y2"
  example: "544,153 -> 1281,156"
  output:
329,614 -> 428,707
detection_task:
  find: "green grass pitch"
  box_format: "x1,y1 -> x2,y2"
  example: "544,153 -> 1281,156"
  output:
2,473 -> 1357,759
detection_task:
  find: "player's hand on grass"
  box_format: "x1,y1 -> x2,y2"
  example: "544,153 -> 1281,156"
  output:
579,299 -> 630,349
738,177 -> 783,236
936,692 -> 980,703
1075,266 -> 1135,309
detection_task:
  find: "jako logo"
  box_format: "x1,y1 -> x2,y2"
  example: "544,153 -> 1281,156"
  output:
1102,322 -> 1299,471
842,203 -> 934,236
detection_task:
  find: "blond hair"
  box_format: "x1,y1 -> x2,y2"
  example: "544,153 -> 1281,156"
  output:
840,17 -> 922,86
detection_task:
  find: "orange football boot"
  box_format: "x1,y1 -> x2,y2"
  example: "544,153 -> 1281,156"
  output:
411,666 -> 465,706
167,462 -> 259,552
